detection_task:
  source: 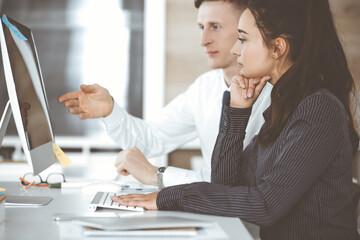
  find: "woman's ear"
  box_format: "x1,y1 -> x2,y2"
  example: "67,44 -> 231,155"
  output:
271,37 -> 288,60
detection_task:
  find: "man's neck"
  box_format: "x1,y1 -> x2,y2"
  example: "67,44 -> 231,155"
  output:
223,66 -> 239,87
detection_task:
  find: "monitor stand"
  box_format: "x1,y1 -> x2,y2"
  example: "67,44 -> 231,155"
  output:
0,100 -> 11,147
0,100 -> 52,206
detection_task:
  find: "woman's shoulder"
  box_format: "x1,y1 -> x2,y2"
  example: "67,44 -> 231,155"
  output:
292,88 -> 346,124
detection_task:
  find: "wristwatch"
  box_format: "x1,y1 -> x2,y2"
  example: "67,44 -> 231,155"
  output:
157,167 -> 167,189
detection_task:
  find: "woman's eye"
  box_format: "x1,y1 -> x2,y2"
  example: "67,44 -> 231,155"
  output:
238,37 -> 246,43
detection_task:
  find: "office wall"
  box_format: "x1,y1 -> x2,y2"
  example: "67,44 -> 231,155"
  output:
165,0 -> 210,104
165,0 -> 207,168
332,0 -> 360,130
166,0 -> 360,170
332,0 -> 360,180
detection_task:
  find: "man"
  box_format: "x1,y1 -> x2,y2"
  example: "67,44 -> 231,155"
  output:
58,0 -> 272,188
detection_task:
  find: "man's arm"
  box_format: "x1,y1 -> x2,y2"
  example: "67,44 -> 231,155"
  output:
59,82 -> 206,186
114,147 -> 211,186
59,83 -> 199,157
102,98 -> 197,158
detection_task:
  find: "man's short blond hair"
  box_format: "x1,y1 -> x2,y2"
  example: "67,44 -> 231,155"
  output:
194,0 -> 248,9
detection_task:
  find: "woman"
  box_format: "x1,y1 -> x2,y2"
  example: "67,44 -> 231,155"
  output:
112,0 -> 360,239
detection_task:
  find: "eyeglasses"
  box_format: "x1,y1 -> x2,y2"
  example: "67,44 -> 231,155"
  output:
20,172 -> 66,189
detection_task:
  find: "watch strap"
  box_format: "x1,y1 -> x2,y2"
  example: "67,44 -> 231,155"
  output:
157,167 -> 166,189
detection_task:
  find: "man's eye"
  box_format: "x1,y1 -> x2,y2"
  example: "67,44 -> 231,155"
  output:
211,25 -> 220,31
198,25 -> 204,30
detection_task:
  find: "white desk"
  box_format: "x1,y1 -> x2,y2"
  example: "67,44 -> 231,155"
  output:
0,182 -> 254,240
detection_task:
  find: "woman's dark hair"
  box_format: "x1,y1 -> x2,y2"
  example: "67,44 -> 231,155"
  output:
194,0 -> 248,9
249,0 -> 359,151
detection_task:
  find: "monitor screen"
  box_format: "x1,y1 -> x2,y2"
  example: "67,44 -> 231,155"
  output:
0,15 -> 56,174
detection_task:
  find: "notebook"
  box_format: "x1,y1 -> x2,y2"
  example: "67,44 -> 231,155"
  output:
74,216 -> 214,237
83,227 -> 198,237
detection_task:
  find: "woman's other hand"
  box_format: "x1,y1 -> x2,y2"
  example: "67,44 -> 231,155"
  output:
111,191 -> 159,210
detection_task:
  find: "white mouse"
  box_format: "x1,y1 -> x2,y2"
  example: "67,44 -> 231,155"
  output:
81,181 -> 124,195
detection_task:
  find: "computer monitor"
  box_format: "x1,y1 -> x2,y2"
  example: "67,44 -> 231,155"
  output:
0,15 -> 56,175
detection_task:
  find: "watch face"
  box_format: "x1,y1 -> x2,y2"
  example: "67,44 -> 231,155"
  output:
158,167 -> 166,173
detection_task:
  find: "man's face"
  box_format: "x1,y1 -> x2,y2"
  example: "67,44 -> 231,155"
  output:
197,1 -> 242,70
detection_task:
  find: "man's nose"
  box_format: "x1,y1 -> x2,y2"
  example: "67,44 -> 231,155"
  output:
200,28 -> 212,46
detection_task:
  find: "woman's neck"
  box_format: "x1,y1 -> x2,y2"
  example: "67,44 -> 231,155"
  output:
269,59 -> 293,85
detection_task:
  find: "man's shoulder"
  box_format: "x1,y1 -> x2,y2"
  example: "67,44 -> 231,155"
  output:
180,69 -> 225,99
196,69 -> 223,81
192,69 -> 224,87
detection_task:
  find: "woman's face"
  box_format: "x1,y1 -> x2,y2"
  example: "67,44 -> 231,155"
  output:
231,9 -> 274,79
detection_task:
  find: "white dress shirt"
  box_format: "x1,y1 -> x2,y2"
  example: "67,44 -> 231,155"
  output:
102,69 -> 272,187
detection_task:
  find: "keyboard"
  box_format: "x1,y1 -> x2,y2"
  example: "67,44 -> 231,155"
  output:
89,192 -> 145,212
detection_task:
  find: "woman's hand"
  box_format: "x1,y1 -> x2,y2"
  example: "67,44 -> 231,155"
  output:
230,75 -> 271,108
111,191 -> 159,210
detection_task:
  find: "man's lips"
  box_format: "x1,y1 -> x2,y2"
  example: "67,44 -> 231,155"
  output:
206,51 -> 218,56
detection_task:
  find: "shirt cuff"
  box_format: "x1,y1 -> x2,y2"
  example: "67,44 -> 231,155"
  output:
157,185 -> 184,210
101,101 -> 124,129
222,105 -> 252,134
163,167 -> 192,187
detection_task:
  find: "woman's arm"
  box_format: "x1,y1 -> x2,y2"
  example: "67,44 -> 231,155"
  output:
211,75 -> 270,186
156,94 -> 346,227
211,104 -> 254,186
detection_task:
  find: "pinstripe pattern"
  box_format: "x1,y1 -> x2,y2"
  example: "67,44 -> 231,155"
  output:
157,89 -> 360,240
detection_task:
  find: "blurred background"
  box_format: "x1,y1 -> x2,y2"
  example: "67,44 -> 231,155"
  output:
0,0 -> 143,136
0,0 -> 359,181
0,0 -> 154,181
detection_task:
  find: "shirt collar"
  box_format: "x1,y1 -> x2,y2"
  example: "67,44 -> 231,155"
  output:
219,69 -> 230,91
263,106 -> 272,123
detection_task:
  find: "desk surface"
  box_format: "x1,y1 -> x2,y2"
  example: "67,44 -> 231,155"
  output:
0,182 -> 254,240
